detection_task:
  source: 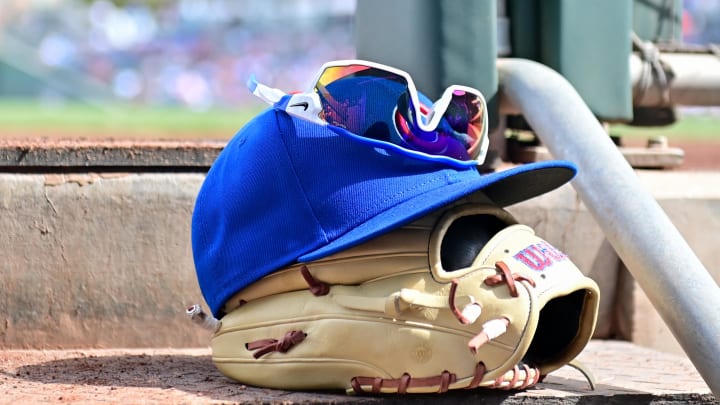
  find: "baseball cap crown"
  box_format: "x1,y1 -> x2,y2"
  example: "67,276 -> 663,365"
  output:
191,108 -> 576,316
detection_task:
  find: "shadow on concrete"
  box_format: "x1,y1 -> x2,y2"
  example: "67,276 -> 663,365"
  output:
8,353 -> 714,404
5,353 -> 520,404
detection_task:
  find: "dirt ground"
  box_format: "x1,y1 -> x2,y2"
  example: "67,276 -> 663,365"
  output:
629,138 -> 720,170
0,341 -> 714,404
683,141 -> 720,169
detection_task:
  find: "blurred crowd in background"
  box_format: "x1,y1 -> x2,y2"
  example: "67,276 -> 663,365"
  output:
0,0 -> 718,111
0,0 -> 356,110
682,0 -> 720,45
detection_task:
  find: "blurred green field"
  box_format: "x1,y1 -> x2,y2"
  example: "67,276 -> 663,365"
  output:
610,114 -> 720,141
0,100 -> 718,141
0,100 -> 265,140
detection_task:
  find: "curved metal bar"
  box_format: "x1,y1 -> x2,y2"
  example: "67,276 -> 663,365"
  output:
497,58 -> 720,396
631,52 -> 720,107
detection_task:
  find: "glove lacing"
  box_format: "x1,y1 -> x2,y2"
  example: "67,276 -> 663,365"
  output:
194,260 -> 568,393
448,261 -> 536,352
351,260 -> 542,393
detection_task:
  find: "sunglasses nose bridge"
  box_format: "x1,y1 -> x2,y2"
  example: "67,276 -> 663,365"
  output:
402,89 -> 456,134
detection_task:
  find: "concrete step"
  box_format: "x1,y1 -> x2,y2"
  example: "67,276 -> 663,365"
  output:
0,340 -> 713,404
3,168 -> 719,352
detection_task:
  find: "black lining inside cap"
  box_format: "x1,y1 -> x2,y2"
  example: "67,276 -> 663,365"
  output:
481,166 -> 575,207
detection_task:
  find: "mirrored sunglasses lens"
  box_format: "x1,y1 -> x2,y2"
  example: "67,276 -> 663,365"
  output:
396,89 -> 485,161
315,64 -> 485,162
440,90 -> 485,158
315,65 -> 409,136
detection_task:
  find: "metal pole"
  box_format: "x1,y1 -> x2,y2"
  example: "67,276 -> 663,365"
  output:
631,52 -> 720,106
497,58 -> 720,396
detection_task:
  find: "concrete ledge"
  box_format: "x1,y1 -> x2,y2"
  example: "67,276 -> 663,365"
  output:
0,173 -> 207,348
0,139 -> 223,170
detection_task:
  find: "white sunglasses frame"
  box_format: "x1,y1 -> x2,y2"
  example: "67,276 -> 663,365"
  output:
248,59 -> 489,165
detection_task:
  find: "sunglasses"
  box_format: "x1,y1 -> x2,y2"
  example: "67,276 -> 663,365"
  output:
248,60 -> 489,168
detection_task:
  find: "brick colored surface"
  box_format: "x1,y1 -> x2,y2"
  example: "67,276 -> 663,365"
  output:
0,340 -> 714,404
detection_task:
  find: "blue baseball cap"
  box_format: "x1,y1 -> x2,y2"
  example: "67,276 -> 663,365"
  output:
191,108 -> 576,316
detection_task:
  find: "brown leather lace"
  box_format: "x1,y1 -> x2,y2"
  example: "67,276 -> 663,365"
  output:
245,330 -> 307,359
491,364 -> 541,389
465,362 -> 487,389
350,359 -> 536,394
300,265 -> 330,296
442,261 -> 540,392
351,370 -> 457,394
484,260 -> 536,297
448,279 -> 476,324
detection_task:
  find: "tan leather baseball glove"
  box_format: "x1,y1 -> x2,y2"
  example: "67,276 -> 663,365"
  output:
205,203 -> 599,394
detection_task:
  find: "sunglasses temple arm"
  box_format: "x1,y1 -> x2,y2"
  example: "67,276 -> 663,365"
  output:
247,75 -> 326,126
247,75 -> 287,105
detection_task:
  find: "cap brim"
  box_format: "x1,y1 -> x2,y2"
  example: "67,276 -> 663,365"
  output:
300,160 -> 575,261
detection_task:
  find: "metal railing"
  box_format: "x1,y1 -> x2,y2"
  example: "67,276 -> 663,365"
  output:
498,57 -> 720,396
